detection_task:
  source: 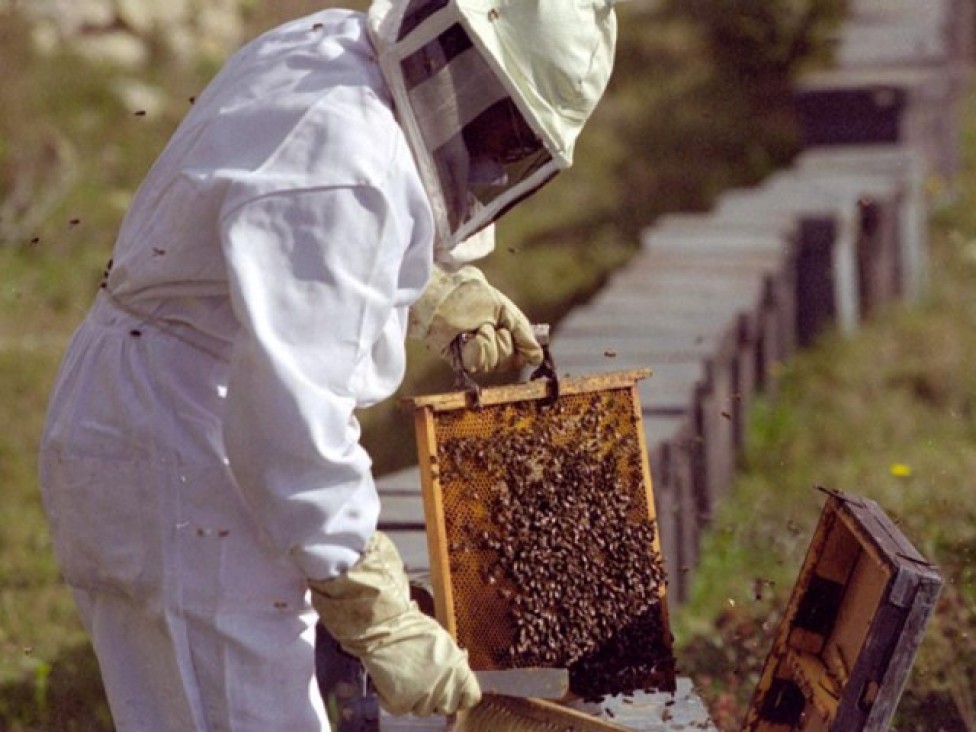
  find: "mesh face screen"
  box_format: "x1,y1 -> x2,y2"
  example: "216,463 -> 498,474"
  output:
397,0 -> 450,41
411,373 -> 676,697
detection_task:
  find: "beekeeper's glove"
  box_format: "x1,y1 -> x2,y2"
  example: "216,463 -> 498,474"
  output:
308,532 -> 481,717
408,265 -> 543,374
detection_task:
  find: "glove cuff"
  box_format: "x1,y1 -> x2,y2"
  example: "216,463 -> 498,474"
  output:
309,534 -> 483,717
309,531 -> 413,642
407,265 -> 486,341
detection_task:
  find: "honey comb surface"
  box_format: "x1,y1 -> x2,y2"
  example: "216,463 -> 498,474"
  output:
415,375 -> 675,698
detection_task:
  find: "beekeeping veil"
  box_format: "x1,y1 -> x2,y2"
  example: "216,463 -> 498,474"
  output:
367,0 -> 618,253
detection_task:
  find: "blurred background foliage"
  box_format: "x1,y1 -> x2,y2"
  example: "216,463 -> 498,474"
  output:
6,0 -> 973,729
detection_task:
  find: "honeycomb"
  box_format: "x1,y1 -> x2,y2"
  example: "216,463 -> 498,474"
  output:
408,369 -> 676,698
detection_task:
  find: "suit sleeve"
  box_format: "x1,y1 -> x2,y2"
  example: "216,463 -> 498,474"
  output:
219,184 -> 418,580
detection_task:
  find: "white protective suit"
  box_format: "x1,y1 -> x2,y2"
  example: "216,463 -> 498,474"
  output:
39,10 -> 434,730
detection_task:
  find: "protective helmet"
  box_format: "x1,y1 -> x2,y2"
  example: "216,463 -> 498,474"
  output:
368,0 -> 618,254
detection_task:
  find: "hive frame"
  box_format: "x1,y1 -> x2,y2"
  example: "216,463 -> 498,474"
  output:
405,368 -> 673,685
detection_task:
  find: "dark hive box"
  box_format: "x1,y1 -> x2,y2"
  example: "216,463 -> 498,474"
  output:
744,487 -> 943,731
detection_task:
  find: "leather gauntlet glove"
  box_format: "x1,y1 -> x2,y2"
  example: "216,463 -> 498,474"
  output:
309,532 -> 481,717
408,266 -> 543,374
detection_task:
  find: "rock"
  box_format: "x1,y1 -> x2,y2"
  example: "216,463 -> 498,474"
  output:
115,0 -> 191,35
16,0 -> 246,68
112,78 -> 169,117
73,30 -> 150,67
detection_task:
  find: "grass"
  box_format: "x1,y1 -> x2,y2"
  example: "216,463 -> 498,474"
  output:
0,348 -> 115,729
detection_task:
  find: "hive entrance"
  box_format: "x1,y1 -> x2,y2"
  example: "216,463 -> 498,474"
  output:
406,369 -> 676,699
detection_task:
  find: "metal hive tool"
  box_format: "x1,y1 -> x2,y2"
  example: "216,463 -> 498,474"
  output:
404,367 -> 677,700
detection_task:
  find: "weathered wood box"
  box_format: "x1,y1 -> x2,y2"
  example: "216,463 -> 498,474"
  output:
744,487 -> 943,731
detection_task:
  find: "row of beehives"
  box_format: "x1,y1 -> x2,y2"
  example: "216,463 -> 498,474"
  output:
375,0 -> 974,608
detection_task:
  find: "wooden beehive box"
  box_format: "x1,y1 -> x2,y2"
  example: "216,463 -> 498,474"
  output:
744,487 -> 943,731
403,368 -> 677,701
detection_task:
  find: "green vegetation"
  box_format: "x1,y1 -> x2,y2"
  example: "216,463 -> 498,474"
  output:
9,1 -> 969,729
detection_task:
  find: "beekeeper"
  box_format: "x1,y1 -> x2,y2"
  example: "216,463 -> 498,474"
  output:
38,0 -> 618,729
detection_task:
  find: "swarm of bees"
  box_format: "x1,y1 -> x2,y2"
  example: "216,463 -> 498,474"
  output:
435,391 -> 676,700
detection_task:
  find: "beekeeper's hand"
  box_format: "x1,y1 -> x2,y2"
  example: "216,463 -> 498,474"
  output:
408,265 -> 543,373
308,532 -> 481,717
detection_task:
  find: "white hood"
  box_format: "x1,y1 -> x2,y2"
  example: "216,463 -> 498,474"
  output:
367,0 -> 618,253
